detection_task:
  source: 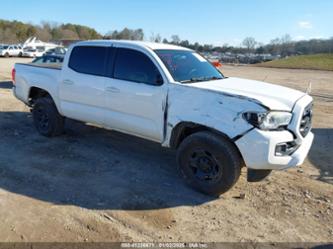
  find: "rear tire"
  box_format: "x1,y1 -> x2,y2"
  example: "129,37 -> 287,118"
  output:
177,131 -> 242,196
5,53 -> 9,58
32,97 -> 64,137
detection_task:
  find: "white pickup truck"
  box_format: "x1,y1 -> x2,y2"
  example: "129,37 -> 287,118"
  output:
12,40 -> 314,195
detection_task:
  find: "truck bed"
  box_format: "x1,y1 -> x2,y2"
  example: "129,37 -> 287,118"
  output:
14,62 -> 62,105
16,62 -> 62,70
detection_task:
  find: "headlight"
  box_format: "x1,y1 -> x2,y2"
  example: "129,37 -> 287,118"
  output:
243,111 -> 292,130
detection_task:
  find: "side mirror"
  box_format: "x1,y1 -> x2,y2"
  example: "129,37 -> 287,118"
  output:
155,74 -> 164,85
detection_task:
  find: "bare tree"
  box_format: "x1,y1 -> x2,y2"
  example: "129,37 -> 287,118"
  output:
242,37 -> 257,52
269,34 -> 294,56
280,34 -> 292,44
105,28 -> 144,41
132,29 -> 144,40
280,34 -> 294,56
36,28 -> 52,41
171,35 -> 180,44
60,29 -> 79,40
150,32 -> 162,43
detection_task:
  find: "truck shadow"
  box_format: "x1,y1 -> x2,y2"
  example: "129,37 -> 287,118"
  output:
0,81 -> 13,89
1,111 -> 331,211
0,111 -> 214,210
308,128 -> 333,184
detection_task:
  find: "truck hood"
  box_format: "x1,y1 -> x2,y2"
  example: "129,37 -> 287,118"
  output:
190,77 -> 306,111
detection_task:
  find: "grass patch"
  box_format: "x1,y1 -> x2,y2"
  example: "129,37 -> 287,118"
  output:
256,53 -> 333,71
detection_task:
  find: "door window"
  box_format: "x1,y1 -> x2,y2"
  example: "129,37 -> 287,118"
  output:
69,46 -> 108,76
114,48 -> 163,85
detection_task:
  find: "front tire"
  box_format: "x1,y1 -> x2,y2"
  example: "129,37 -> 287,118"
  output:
32,97 -> 64,137
177,131 -> 242,196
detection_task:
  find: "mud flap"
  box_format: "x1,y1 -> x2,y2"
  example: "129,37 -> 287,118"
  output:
247,169 -> 272,182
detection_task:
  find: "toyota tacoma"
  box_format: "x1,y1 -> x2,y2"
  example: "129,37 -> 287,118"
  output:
12,40 -> 314,195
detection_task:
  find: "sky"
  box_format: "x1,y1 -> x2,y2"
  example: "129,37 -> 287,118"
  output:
1,0 -> 332,46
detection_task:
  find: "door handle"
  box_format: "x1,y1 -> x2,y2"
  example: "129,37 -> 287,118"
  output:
105,86 -> 120,93
136,92 -> 152,97
63,79 -> 74,85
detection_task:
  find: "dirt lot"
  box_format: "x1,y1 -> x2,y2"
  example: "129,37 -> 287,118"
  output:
0,58 -> 332,242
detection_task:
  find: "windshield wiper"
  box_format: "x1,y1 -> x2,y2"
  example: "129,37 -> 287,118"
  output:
180,76 -> 223,84
203,76 -> 223,81
179,77 -> 206,84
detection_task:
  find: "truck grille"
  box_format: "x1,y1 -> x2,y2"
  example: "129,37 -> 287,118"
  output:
299,103 -> 313,137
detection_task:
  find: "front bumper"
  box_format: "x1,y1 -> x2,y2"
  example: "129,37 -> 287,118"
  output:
236,129 -> 314,170
235,94 -> 314,170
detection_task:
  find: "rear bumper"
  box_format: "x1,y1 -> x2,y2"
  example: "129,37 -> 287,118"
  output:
12,85 -> 29,105
12,86 -> 20,101
235,129 -> 314,170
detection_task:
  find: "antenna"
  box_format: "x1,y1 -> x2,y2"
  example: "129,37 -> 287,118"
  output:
306,81 -> 312,94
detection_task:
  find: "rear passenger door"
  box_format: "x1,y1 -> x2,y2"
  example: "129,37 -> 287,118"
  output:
59,45 -> 108,124
104,47 -> 167,142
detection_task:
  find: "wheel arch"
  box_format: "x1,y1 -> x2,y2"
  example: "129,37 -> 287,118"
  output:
169,121 -> 246,166
27,87 -> 61,114
28,87 -> 52,104
170,121 -> 231,149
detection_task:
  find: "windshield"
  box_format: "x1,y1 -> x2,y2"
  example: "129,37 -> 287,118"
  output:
155,49 -> 223,83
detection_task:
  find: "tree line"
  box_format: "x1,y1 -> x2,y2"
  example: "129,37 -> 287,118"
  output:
0,19 -> 102,43
239,34 -> 333,56
1,19 -> 332,56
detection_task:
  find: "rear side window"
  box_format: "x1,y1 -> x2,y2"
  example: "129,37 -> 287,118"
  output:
69,46 -> 107,76
114,48 -> 163,85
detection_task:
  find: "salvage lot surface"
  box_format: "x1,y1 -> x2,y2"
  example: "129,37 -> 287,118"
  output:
0,58 -> 332,242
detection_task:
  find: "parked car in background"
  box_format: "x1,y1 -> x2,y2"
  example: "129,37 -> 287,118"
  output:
0,45 -> 23,57
12,40 -> 314,196
32,55 -> 64,64
23,46 -> 49,57
44,47 -> 67,56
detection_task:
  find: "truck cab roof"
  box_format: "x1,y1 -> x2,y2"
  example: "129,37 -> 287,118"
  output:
73,40 -> 192,51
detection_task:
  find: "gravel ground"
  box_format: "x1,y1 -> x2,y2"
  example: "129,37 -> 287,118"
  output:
0,58 -> 332,242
